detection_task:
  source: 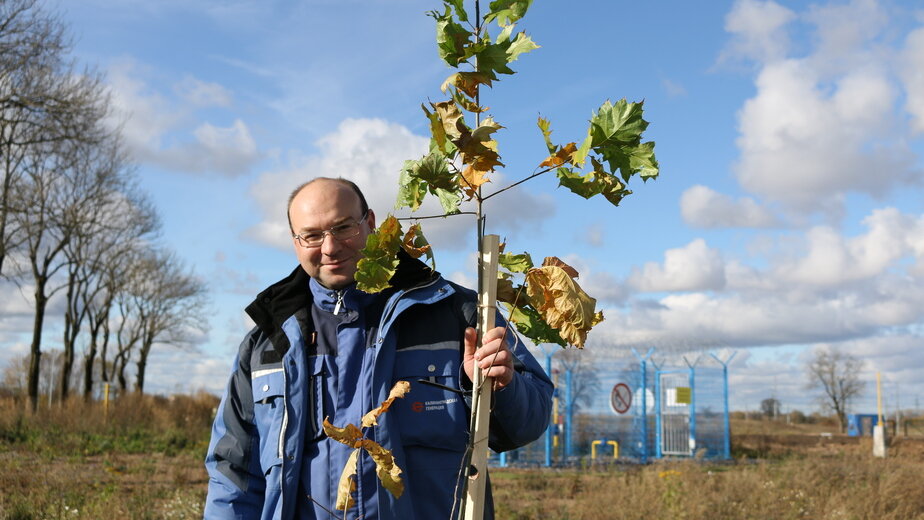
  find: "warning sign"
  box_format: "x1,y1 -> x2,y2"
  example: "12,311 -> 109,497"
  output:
610,383 -> 632,415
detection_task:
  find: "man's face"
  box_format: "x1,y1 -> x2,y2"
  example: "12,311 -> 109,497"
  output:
288,180 -> 375,290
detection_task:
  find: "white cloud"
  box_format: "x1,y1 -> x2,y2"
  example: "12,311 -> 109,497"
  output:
105,60 -> 259,176
628,239 -> 726,293
773,208 -> 924,287
719,0 -> 795,65
734,59 -> 912,212
174,76 -> 233,107
680,185 -> 779,228
899,27 -> 924,133
245,117 -> 557,253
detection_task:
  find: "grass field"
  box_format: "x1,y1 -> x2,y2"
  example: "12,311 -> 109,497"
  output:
2,395 -> 923,519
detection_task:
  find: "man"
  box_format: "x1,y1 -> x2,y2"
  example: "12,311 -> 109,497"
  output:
204,177 -> 553,519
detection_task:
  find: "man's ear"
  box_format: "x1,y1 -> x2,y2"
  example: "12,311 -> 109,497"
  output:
365,209 -> 376,230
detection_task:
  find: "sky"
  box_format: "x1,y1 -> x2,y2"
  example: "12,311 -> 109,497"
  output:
3,0 -> 924,417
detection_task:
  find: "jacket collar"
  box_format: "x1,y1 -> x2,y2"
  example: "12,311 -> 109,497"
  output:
245,250 -> 439,345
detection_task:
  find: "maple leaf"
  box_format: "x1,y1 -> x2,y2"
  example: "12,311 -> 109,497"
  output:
400,224 -> 435,269
498,251 -> 533,273
441,71 -> 493,98
356,215 -> 403,293
485,0 -> 533,26
539,142 -> 578,169
323,418 -> 364,448
589,99 -> 659,183
433,100 -> 466,140
430,6 -> 471,67
335,450 -> 360,511
361,380 -> 411,428
397,162 -> 429,212
506,303 -> 566,347
360,438 -> 405,499
537,116 -> 555,152
455,117 -> 504,198
525,263 -> 604,348
541,256 -> 579,278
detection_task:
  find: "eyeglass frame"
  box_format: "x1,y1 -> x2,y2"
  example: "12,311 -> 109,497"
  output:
291,210 -> 370,249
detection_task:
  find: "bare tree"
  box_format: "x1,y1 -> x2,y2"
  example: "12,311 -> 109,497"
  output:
760,397 -> 781,419
555,348 -> 600,414
59,142 -> 156,401
79,200 -> 159,399
805,347 -> 865,432
0,0 -> 107,276
129,249 -> 208,393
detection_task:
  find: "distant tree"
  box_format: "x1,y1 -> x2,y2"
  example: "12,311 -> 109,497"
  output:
555,348 -> 600,414
760,397 -> 781,418
805,347 -> 865,433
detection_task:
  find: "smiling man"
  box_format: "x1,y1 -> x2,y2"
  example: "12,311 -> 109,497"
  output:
204,177 -> 553,520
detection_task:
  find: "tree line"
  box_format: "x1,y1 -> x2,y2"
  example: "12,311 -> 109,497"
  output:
1,0 -> 207,411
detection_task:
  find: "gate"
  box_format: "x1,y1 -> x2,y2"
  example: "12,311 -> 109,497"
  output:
657,369 -> 693,456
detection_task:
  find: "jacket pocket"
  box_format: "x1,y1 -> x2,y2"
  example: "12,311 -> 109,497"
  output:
393,347 -> 469,450
252,368 -> 285,475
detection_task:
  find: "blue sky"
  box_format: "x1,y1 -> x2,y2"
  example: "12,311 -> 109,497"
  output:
3,0 -> 924,416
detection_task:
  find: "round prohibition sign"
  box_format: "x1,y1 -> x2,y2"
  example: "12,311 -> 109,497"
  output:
610,383 -> 633,415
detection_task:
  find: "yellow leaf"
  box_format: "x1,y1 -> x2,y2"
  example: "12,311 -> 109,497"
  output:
440,71 -> 493,98
360,438 -> 405,499
433,100 -> 465,140
323,418 -> 363,447
361,380 -> 411,428
459,164 -> 493,198
541,256 -> 579,279
401,225 -> 431,260
539,142 -> 577,169
525,266 -> 604,348
335,449 -> 360,511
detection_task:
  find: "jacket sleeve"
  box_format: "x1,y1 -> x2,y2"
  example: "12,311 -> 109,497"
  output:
488,315 -> 555,452
204,329 -> 266,518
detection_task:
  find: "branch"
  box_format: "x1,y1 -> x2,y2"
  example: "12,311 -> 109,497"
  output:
396,211 -> 476,221
481,166 -> 557,202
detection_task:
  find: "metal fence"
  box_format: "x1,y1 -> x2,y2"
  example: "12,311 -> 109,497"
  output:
493,347 -> 734,466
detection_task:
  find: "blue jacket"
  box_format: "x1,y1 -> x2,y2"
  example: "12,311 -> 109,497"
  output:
204,256 -> 554,519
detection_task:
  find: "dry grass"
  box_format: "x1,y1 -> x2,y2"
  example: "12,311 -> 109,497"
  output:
3,396 -> 924,519
492,456 -> 924,520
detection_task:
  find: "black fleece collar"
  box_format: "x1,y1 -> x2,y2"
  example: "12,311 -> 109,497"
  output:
244,250 -> 439,353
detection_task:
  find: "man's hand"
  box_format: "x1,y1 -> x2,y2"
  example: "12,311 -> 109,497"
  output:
463,326 -> 515,388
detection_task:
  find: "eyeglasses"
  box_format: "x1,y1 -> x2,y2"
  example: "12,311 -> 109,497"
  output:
292,211 -> 369,248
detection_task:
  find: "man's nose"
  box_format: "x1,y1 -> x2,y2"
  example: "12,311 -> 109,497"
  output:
320,232 -> 341,255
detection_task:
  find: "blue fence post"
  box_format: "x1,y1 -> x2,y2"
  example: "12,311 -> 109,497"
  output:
631,347 -> 655,464
565,368 -> 574,460
684,356 -> 700,457
710,351 -> 737,460
543,347 -> 553,467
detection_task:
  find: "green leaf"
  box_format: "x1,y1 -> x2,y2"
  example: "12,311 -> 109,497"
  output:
473,28 -> 537,80
415,153 -> 455,191
396,163 -> 428,211
537,116 -> 555,153
446,0 -> 468,22
556,163 -> 631,206
430,6 -> 471,67
486,0 -> 533,25
589,99 -> 659,182
572,126 -> 593,167
505,31 -> 539,64
507,304 -> 567,347
434,187 -> 462,215
499,251 -> 533,273
356,216 -> 403,293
